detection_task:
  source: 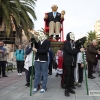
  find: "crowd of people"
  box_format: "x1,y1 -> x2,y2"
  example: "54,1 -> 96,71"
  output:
1,4 -> 100,97
14,31 -> 100,97
1,31 -> 100,97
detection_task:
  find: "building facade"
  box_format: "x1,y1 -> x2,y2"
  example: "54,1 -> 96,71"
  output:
94,20 -> 100,41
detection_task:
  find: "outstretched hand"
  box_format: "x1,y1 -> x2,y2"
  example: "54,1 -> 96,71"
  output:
61,15 -> 64,19
44,15 -> 48,19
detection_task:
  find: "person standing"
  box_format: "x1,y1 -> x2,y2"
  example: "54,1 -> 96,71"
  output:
63,32 -> 84,97
56,47 -> 63,77
97,41 -> 100,76
24,42 -> 33,87
0,41 -> 8,77
15,45 -> 25,76
76,52 -> 84,87
48,48 -> 54,75
86,40 -> 99,79
32,31 -> 50,93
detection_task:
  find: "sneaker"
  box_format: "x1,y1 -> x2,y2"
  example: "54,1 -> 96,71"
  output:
25,83 -> 30,87
40,89 -> 45,93
33,88 -> 37,93
77,83 -> 81,87
20,73 -> 22,76
98,74 -> 100,77
17,73 -> 20,76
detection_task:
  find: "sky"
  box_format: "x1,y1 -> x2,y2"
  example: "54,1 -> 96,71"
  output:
33,0 -> 100,40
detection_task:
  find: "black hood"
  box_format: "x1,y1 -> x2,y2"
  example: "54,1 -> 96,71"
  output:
66,32 -> 72,41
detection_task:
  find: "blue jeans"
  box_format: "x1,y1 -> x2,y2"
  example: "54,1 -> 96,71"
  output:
34,61 -> 48,90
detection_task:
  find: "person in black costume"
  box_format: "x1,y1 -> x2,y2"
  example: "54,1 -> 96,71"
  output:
63,32 -> 84,97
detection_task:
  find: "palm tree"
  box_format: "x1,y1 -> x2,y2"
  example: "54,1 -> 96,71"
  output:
0,0 -> 37,39
87,30 -> 97,42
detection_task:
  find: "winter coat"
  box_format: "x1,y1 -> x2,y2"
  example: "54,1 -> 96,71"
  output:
15,49 -> 25,61
86,43 -> 98,63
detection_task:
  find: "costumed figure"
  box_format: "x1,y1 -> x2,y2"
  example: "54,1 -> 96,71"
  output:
44,4 -> 65,39
63,32 -> 84,97
56,46 -> 63,77
32,31 -> 50,93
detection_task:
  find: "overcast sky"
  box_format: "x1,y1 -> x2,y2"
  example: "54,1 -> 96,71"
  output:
34,0 -> 100,40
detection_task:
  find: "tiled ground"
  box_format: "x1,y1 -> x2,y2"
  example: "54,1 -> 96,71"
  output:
0,69 -> 100,100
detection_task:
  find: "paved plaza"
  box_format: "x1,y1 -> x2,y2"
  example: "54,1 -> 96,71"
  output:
0,69 -> 100,100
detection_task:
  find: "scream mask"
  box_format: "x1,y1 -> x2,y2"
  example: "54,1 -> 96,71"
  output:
69,32 -> 75,41
38,31 -> 47,41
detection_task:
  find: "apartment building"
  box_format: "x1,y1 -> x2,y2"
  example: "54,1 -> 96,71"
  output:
94,20 -> 100,41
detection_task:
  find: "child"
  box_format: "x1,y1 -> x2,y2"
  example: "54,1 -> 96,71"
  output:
55,47 -> 63,77
76,52 -> 84,87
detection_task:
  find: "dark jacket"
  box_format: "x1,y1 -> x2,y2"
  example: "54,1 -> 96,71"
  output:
49,48 -> 54,60
35,39 -> 50,61
86,43 -> 98,63
97,47 -> 100,59
47,12 -> 61,23
63,33 -> 80,66
25,46 -> 32,55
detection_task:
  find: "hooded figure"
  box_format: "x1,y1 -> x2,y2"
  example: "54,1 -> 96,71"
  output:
63,32 -> 81,97
63,32 -> 78,66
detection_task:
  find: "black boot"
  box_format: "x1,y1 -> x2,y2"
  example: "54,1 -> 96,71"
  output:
68,88 -> 75,94
65,89 -> 70,96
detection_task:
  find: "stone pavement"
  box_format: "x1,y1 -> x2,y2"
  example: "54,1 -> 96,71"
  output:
0,69 -> 100,100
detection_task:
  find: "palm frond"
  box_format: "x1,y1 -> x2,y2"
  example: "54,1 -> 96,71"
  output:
0,2 -> 10,20
23,5 -> 37,20
10,0 -> 21,10
3,13 -> 11,36
20,17 -> 29,38
10,8 -> 20,26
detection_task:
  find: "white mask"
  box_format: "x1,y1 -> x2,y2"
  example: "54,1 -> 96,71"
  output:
70,32 -> 75,41
38,31 -> 47,41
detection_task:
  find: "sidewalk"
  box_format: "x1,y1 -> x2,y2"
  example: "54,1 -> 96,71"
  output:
0,69 -> 100,100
